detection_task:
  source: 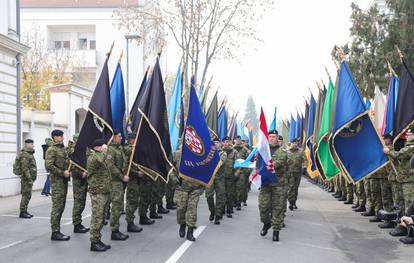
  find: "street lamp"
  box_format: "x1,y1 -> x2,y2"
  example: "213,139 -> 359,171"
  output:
125,33 -> 141,113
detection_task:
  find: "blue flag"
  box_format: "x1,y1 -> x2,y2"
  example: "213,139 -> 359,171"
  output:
110,63 -> 126,144
306,95 -> 316,140
331,62 -> 389,182
382,75 -> 399,136
269,107 -> 277,131
288,115 -> 296,142
218,106 -> 228,141
167,64 -> 182,152
179,79 -> 221,187
296,113 -> 302,141
234,147 -> 257,168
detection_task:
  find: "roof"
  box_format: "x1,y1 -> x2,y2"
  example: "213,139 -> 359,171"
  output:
21,0 -> 138,8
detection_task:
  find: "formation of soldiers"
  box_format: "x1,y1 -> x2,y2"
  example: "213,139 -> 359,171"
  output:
310,128 -> 414,245
14,127 -> 305,251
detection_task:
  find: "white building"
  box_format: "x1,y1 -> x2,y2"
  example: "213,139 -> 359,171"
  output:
0,1 -> 30,196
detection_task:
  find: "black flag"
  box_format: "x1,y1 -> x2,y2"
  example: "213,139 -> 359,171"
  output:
133,58 -> 172,181
71,57 -> 113,169
129,69 -> 148,132
205,91 -> 218,138
394,61 -> 414,143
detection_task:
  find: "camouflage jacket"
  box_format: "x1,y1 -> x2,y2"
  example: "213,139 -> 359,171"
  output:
270,144 -> 288,185
123,144 -> 138,178
45,141 -> 69,182
222,146 -> 240,178
215,150 -> 228,178
87,149 -> 111,194
233,144 -> 251,175
386,141 -> 414,183
287,147 -> 304,174
19,148 -> 37,182
107,142 -> 127,182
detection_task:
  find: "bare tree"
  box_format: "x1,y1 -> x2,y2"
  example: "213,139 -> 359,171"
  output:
114,0 -> 273,91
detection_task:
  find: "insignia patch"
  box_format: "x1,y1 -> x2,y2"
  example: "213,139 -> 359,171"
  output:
93,115 -> 105,133
184,125 -> 205,156
339,118 -> 363,138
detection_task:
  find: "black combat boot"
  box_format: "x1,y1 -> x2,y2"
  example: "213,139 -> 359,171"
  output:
344,199 -> 353,205
19,211 -> 32,219
353,206 -> 366,212
179,224 -> 186,238
139,215 -> 155,225
166,203 -> 177,210
272,230 -> 279,242
260,223 -> 271,236
292,203 -> 298,210
98,240 -> 111,250
226,212 -> 232,218
186,227 -> 196,242
214,216 -> 221,225
157,205 -> 170,214
288,204 -> 294,211
338,196 -> 347,202
51,231 -> 70,241
90,241 -> 107,252
400,237 -> 414,244
378,221 -> 396,229
362,208 -> 375,217
127,223 -> 143,233
243,202 -> 247,206
369,216 -> 382,223
390,225 -> 407,237
351,203 -> 360,209
74,223 -> 90,233
149,211 -> 163,219
209,212 -> 215,221
111,230 -> 129,241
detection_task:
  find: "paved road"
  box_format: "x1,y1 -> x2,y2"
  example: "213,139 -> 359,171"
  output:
0,179 -> 412,263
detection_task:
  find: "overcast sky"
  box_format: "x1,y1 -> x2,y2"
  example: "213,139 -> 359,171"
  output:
165,0 -> 373,123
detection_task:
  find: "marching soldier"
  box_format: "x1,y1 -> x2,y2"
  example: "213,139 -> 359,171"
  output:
287,138 -> 304,210
221,136 -> 240,218
45,129 -> 71,241
259,130 -> 288,242
16,139 -> 37,219
233,135 -> 250,210
68,133 -> 89,234
87,139 -> 112,252
107,129 -> 129,241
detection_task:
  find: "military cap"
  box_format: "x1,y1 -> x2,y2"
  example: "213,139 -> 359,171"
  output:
51,129 -> 64,137
234,135 -> 241,140
92,139 -> 106,147
127,132 -> 136,140
291,138 -> 298,143
25,139 -> 34,144
269,129 -> 278,135
222,136 -> 231,142
73,133 -> 80,140
278,135 -> 284,140
113,129 -> 121,135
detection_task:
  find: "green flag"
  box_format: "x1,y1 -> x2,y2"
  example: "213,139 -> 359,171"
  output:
317,78 -> 340,180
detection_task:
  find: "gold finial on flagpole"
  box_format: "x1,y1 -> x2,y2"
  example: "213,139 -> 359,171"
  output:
107,40 -> 115,57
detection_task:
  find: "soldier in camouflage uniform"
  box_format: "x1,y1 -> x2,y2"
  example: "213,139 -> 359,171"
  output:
287,138 -> 304,210
221,136 -> 240,218
87,139 -> 112,252
124,133 -> 143,233
338,174 -> 348,202
138,171 -> 156,225
45,129 -> 71,241
67,134 -> 89,234
233,135 -> 250,210
259,130 -> 288,242
18,139 -> 37,219
205,137 -> 227,224
149,178 -> 169,219
175,175 -> 204,242
107,130 -> 129,241
385,129 -> 414,236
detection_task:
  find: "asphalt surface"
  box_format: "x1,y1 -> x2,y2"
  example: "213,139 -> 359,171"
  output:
0,179 -> 413,263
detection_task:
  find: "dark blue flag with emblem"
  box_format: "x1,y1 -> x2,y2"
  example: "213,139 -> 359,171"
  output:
71,54 -> 113,170
179,78 -> 222,187
331,62 -> 389,183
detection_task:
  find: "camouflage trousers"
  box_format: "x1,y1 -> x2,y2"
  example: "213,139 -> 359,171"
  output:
20,178 -> 33,212
334,175 -> 342,195
288,172 -> 301,205
370,179 -> 383,214
237,174 -> 250,205
138,179 -> 152,216
151,179 -> 165,212
110,181 -> 124,231
340,175 -> 347,198
50,178 -> 68,232
205,176 -> 226,217
225,177 -> 237,210
259,183 -> 286,231
126,177 -> 140,224
72,177 -> 88,225
90,193 -> 109,242
166,175 -> 177,205
380,178 -> 394,212
346,182 -> 354,201
174,188 -> 201,228
355,181 -> 366,207
401,182 -> 414,215
390,181 -> 404,212
364,178 -> 373,210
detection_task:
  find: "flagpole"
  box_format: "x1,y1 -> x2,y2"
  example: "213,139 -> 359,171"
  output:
107,40 -> 115,57
396,46 -> 404,63
118,49 -> 124,64
386,60 -> 397,77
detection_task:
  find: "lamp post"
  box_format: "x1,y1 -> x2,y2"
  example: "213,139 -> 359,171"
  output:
124,33 -> 141,113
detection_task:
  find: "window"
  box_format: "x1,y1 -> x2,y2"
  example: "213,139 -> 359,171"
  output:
79,38 -> 87,50
54,41 -> 62,49
89,40 -> 96,50
63,41 -> 70,49
54,40 -> 71,50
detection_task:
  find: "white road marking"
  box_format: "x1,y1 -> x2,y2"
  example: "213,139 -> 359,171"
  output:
165,225 -> 206,263
0,240 -> 23,250
63,214 -> 91,225
0,214 -> 71,220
